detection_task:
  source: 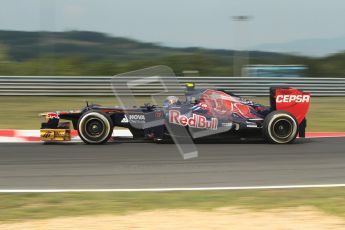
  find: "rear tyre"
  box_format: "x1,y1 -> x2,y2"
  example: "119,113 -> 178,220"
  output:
78,110 -> 113,144
263,111 -> 298,144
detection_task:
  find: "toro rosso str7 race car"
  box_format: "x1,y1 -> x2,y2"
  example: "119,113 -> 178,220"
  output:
40,84 -> 310,144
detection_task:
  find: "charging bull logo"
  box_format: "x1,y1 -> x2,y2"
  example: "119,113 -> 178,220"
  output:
169,110 -> 218,130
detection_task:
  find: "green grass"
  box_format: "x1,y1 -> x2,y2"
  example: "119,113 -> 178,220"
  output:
1,188 -> 345,222
0,96 -> 345,131
0,96 -> 157,130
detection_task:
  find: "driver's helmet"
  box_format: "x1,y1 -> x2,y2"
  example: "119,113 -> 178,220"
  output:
163,96 -> 179,107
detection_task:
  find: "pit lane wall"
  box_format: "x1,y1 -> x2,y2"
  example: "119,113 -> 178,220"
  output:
1,76 -> 345,96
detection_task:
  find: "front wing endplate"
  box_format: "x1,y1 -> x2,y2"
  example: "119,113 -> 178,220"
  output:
40,129 -> 71,141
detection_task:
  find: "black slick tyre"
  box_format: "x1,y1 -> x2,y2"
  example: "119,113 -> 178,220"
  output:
263,111 -> 298,144
77,110 -> 113,144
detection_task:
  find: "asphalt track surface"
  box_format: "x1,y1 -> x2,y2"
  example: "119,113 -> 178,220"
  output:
0,137 -> 344,189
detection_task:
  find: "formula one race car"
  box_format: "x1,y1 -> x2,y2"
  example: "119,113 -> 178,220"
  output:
40,84 -> 310,144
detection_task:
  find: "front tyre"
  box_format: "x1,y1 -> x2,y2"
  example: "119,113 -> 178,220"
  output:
78,110 -> 113,144
263,111 -> 298,144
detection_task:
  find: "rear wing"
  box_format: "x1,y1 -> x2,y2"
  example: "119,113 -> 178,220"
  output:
270,87 -> 311,124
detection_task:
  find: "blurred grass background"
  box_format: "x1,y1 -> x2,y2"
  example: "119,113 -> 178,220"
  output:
0,96 -> 344,131
1,30 -> 345,131
1,30 -> 345,77
0,188 -> 345,222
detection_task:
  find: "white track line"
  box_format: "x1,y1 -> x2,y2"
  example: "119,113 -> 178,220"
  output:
1,184 -> 345,193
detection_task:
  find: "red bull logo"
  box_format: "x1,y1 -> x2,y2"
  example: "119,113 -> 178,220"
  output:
169,110 -> 218,130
